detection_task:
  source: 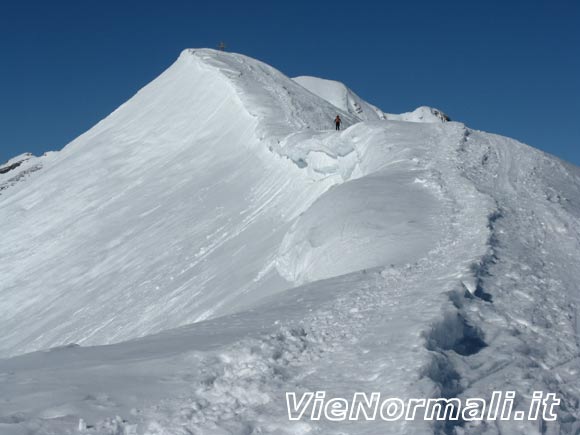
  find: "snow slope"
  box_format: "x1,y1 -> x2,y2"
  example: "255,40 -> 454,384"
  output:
293,76 -> 450,123
385,106 -> 451,123
0,49 -> 360,358
1,49 -> 579,435
293,76 -> 386,121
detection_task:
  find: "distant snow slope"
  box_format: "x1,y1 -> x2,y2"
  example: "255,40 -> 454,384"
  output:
1,49 -> 579,435
293,76 -> 450,123
385,105 -> 451,123
293,76 -> 386,121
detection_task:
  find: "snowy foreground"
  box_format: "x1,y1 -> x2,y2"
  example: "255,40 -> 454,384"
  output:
1,49 -> 579,435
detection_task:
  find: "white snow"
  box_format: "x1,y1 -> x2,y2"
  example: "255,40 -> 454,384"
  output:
385,106 -> 451,123
293,76 -> 386,121
292,76 -> 449,124
0,48 -> 579,435
0,49 -> 351,357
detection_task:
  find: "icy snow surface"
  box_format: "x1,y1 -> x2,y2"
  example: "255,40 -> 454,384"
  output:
1,49 -> 579,434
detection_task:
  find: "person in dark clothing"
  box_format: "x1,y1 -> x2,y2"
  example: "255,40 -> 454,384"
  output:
335,115 -> 342,131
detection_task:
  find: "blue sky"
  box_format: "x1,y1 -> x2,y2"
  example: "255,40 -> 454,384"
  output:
1,0 -> 578,165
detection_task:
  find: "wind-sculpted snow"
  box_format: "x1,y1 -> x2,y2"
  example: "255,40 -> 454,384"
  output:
1,49 -> 343,356
293,75 -> 386,121
275,122 -> 452,284
0,50 -> 453,358
1,49 -> 580,434
291,76 -> 449,124
385,106 -> 451,123
189,50 -> 359,140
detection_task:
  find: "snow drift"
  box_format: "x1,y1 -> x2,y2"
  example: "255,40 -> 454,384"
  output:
1,49 -> 579,435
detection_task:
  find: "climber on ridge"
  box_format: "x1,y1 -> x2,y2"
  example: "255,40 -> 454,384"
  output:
335,115 -> 342,131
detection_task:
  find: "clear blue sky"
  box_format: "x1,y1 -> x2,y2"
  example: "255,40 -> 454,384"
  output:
1,0 -> 578,165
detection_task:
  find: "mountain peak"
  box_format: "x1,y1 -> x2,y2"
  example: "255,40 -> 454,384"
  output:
1,49 -> 579,435
177,49 -> 360,140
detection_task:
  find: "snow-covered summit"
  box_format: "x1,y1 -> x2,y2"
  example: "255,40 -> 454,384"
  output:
1,49 -> 579,435
0,48 -> 378,358
182,49 -> 359,139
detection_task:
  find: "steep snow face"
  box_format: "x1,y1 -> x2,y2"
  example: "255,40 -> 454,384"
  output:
0,49 -> 362,357
188,51 -> 360,139
293,75 -> 386,121
0,49 -> 437,357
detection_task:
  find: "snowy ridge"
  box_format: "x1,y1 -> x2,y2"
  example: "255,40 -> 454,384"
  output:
1,49 -> 580,434
0,49 -> 388,358
385,106 -> 451,123
293,75 -> 386,121
187,50 -> 359,141
0,49 -> 308,356
292,76 -> 449,124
